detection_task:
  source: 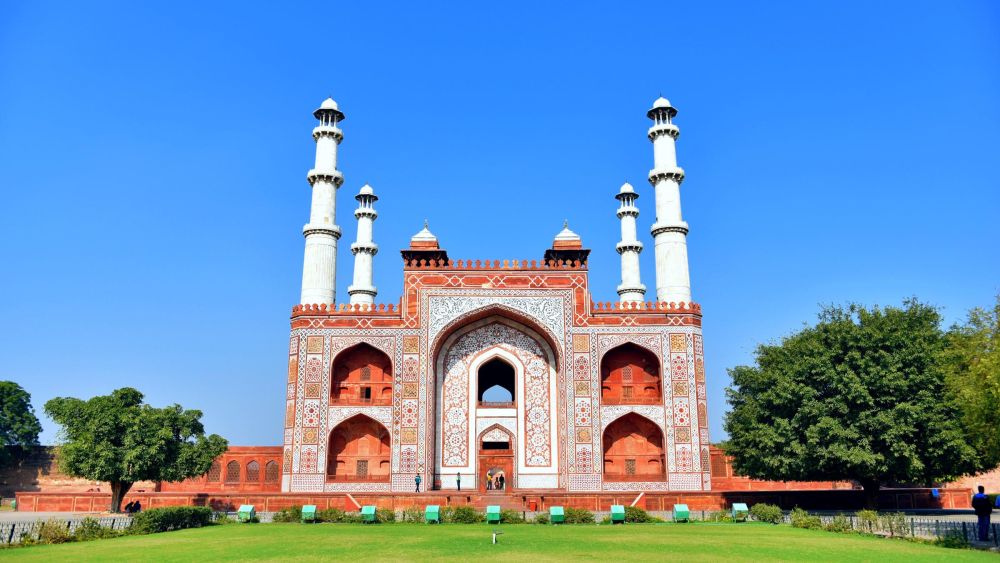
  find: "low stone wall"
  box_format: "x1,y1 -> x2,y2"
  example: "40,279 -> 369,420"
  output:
15,487 -> 970,513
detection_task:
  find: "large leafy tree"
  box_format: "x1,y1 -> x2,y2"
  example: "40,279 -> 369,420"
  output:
942,294 -> 1000,470
724,300 -> 978,507
0,381 -> 42,466
44,388 -> 227,512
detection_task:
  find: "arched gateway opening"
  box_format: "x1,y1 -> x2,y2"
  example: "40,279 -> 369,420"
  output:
327,414 -> 390,482
478,426 -> 514,493
602,413 -> 666,481
477,358 -> 515,407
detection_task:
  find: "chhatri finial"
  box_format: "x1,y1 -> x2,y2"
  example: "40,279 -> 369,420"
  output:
563,219 -> 568,229
424,219 -> 429,229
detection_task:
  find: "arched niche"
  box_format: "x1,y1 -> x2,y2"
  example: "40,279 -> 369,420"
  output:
327,414 -> 391,482
331,343 -> 393,405
600,343 -> 661,405
602,413 -> 666,481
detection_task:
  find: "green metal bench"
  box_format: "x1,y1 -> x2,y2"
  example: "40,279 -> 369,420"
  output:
549,506 -> 565,524
610,504 -> 626,524
301,505 -> 317,523
237,504 -> 256,523
672,503 -> 690,523
361,505 -> 377,523
486,505 -> 501,524
731,503 -> 749,522
425,505 -> 440,524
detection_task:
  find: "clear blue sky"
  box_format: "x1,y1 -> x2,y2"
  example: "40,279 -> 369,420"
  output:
1,2 -> 997,446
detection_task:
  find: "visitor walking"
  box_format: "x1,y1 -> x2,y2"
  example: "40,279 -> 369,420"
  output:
972,485 -> 992,541
456,472 -> 461,491
486,470 -> 493,490
498,473 -> 505,490
124,501 -> 134,514
414,474 -> 422,493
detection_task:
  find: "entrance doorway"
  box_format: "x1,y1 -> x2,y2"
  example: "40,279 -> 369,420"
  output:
478,427 -> 514,493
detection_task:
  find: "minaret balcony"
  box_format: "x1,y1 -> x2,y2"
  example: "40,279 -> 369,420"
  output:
650,221 -> 689,237
354,208 -> 378,220
616,283 -> 647,296
647,123 -> 680,141
616,207 -> 640,219
307,168 -> 344,187
312,125 -> 344,142
350,242 -> 379,256
615,242 -> 644,254
303,223 -> 342,239
647,167 -> 685,186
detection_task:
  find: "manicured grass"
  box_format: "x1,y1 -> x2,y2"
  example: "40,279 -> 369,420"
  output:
3,522 -> 994,562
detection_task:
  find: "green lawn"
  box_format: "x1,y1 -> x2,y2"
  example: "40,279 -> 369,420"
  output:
2,522 -> 994,562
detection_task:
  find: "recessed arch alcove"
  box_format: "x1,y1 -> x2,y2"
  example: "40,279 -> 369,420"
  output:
331,343 -> 393,405
327,414 -> 391,482
600,343 -> 661,405
602,413 -> 666,481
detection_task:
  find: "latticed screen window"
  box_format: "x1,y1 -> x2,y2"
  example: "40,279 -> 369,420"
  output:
264,461 -> 279,483
206,461 -> 221,482
360,366 -> 372,381
622,386 -> 633,400
356,460 -> 368,477
625,459 -> 637,475
621,365 -> 633,382
225,461 -> 240,483
246,460 -> 260,482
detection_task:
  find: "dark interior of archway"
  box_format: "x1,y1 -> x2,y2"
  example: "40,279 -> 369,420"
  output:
478,358 -> 515,402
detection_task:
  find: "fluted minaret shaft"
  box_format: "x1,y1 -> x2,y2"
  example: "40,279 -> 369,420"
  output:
615,183 -> 645,303
348,184 -> 379,305
300,98 -> 345,305
647,98 -> 691,304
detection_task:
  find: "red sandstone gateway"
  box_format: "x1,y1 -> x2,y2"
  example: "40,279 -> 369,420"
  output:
13,97 -> 972,512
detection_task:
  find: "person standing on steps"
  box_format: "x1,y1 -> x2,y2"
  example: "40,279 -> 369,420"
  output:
972,485 -> 992,542
456,472 -> 461,491
486,469 -> 493,491
414,474 -> 422,493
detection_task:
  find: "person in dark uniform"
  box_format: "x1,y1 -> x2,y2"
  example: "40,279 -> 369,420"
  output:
972,485 -> 993,542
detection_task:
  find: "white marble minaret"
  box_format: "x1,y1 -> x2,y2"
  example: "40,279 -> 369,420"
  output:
300,97 -> 345,305
647,96 -> 691,304
348,184 -> 379,305
615,182 -> 646,303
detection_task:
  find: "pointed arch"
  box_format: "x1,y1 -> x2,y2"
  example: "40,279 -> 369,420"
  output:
245,460 -> 260,482
331,343 -> 393,405
327,414 -> 391,482
477,356 -> 516,405
600,342 -> 662,405
602,412 -> 666,482
431,306 -> 561,371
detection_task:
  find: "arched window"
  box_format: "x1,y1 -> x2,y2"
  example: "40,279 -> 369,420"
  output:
206,461 -> 221,482
246,460 -> 260,482
331,344 -> 393,405
600,343 -> 661,405
225,460 -> 240,483
477,358 -> 515,407
327,414 -> 391,482
264,460 -> 280,483
602,413 -> 666,481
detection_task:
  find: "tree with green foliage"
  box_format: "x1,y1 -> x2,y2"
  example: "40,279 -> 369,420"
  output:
724,299 -> 978,507
0,381 -> 42,466
941,294 -> 1000,470
44,387 -> 227,512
